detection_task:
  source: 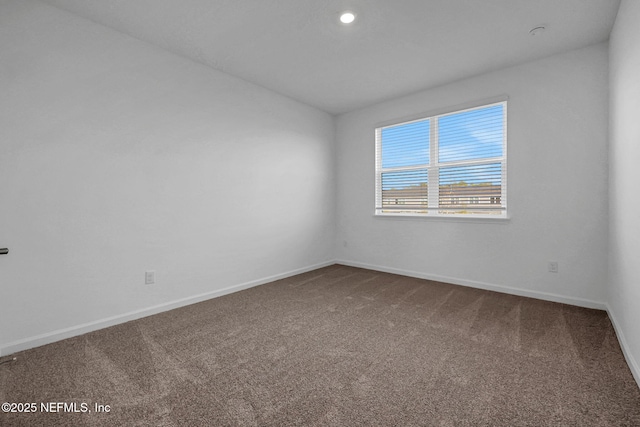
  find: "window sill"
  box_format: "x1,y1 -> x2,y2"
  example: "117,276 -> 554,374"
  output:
373,213 -> 510,224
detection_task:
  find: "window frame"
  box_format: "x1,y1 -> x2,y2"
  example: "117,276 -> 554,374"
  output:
375,99 -> 508,219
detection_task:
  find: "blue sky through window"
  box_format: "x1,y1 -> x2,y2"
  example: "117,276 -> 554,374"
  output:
438,104 -> 504,163
380,104 -> 504,189
381,119 -> 429,168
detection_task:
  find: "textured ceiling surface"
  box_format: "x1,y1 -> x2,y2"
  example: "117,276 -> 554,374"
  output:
40,0 -> 620,114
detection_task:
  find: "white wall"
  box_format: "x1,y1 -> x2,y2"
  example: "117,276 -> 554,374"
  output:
336,43 -> 610,308
609,0 -> 640,384
0,0 -> 335,355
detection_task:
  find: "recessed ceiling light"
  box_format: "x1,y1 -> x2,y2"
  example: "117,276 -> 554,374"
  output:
340,11 -> 356,24
529,25 -> 546,36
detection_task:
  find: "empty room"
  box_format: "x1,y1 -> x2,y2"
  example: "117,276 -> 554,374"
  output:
1,0 -> 639,425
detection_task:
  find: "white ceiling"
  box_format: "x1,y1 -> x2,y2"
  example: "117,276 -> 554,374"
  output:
40,0 -> 620,114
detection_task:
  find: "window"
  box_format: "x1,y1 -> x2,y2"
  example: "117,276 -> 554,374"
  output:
375,101 -> 507,218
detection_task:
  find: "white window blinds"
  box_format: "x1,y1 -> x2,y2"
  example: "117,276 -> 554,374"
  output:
375,101 -> 507,217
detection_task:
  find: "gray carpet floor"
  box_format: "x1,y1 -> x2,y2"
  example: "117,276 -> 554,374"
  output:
1,264 -> 639,426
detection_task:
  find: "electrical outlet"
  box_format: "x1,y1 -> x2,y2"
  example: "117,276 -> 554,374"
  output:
548,262 -> 558,273
145,270 -> 155,284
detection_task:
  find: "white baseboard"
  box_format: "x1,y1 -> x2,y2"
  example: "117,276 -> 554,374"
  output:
336,259 -> 608,310
0,260 -> 335,357
605,304 -> 640,387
